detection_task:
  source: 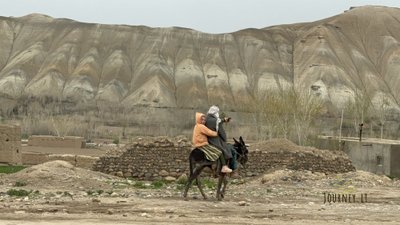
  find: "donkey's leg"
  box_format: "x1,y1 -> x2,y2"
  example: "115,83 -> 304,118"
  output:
183,179 -> 193,200
195,167 -> 208,199
183,167 -> 197,199
220,159 -> 231,199
221,175 -> 228,199
216,173 -> 225,201
183,165 -> 204,200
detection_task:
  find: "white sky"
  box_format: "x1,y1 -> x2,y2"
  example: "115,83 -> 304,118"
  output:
0,0 -> 399,34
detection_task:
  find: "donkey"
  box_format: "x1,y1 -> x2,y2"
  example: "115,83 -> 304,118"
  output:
183,136 -> 249,201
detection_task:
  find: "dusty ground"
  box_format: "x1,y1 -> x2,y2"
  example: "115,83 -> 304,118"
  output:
0,160 -> 399,225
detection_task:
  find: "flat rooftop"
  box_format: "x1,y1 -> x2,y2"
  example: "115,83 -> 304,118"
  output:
318,135 -> 400,145
21,146 -> 106,157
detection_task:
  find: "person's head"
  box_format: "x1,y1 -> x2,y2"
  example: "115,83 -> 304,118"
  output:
207,105 -> 220,118
200,114 -> 206,124
195,112 -> 206,124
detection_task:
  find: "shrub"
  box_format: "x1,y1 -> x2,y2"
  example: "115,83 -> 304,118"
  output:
175,184 -> 185,191
113,137 -> 120,145
86,189 -> 104,196
176,175 -> 188,185
201,178 -> 216,189
151,179 -> 165,189
7,189 -> 31,197
133,181 -> 147,189
14,181 -> 27,187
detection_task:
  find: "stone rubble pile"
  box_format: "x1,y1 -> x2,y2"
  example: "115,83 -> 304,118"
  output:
246,139 -> 355,176
93,136 -> 192,179
94,137 -> 355,180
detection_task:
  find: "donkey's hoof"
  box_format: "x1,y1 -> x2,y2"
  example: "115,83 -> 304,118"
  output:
183,197 -> 189,201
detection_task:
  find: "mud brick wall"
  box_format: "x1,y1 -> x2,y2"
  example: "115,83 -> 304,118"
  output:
22,152 -> 98,169
21,152 -> 49,165
75,155 -> 99,168
93,137 -> 355,180
0,124 -> 22,164
28,135 -> 85,148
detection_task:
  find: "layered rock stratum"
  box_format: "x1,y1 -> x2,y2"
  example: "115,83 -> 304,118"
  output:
0,6 -> 399,114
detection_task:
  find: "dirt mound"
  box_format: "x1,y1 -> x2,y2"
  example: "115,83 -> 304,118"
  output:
258,169 -> 397,187
247,138 -> 354,174
251,138 -> 300,152
251,138 -> 349,160
260,169 -> 326,184
327,170 -> 394,187
3,160 -> 121,191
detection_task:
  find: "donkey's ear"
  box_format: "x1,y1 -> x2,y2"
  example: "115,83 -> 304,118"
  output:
233,137 -> 240,144
239,136 -> 244,144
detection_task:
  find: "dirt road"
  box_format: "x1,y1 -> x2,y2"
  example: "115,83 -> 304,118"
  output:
0,161 -> 399,224
0,188 -> 399,225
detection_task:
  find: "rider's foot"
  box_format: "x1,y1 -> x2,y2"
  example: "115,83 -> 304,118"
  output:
221,165 -> 232,173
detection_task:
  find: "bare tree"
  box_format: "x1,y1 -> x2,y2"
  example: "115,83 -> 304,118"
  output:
291,89 -> 324,145
372,94 -> 390,139
50,115 -> 76,137
246,88 -> 323,144
344,89 -> 372,137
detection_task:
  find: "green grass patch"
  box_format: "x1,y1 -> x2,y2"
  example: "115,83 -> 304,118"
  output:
176,184 -> 185,191
121,179 -> 166,189
151,179 -> 165,189
112,137 -> 120,145
0,165 -> 26,174
133,181 -> 148,189
201,178 -> 216,189
181,178 -> 216,190
86,189 -> 104,196
176,176 -> 188,185
6,189 -> 32,197
30,190 -> 40,197
14,180 -> 27,187
192,178 -> 216,189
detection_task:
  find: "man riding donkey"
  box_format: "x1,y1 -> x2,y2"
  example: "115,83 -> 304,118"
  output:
205,105 -> 238,173
192,112 -> 232,173
185,107 -> 247,200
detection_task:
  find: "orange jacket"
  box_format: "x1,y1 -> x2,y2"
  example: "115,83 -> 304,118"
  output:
192,112 -> 218,147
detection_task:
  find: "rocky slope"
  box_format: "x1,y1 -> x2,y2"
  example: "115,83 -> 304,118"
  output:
0,6 -> 399,113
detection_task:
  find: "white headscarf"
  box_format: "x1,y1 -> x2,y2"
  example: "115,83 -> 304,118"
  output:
207,105 -> 221,132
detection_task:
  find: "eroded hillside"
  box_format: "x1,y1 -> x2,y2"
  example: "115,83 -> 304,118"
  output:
0,6 -> 399,113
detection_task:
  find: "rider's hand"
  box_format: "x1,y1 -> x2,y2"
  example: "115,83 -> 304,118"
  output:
224,117 -> 231,123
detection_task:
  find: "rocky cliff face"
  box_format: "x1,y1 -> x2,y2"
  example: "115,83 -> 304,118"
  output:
0,6 -> 400,115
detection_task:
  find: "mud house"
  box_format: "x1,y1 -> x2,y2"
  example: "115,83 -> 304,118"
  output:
0,133 -> 93,167
28,135 -> 86,148
318,136 -> 400,177
0,124 -> 22,165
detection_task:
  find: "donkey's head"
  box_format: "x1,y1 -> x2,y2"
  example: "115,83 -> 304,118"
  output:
233,136 -> 249,167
